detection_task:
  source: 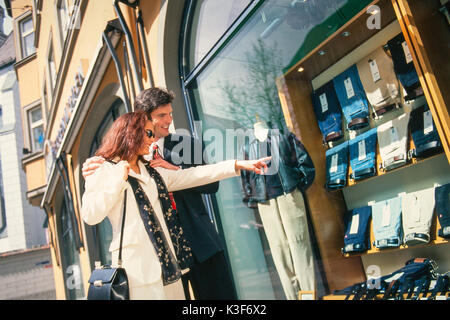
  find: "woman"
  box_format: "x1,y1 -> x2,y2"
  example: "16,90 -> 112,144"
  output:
81,111 -> 269,300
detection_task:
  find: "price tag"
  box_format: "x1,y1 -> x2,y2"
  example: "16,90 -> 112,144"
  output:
330,153 -> 338,173
402,41 -> 413,64
423,110 -> 433,135
349,214 -> 359,234
369,59 -> 381,82
344,77 -> 355,99
389,126 -> 399,145
382,203 -> 391,227
358,140 -> 366,161
319,93 -> 328,113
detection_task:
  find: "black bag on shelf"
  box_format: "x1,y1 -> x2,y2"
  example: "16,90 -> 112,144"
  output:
333,258 -> 439,300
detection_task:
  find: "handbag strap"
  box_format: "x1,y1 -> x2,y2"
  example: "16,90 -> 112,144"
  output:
105,159 -> 128,267
117,189 -> 127,267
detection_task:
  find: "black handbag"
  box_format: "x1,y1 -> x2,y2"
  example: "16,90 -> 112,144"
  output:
87,190 -> 130,300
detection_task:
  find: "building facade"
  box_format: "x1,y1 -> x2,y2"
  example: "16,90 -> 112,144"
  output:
14,0 -> 450,300
0,0 -> 54,300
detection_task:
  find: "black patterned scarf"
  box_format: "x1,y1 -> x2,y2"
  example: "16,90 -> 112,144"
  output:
127,163 -> 193,286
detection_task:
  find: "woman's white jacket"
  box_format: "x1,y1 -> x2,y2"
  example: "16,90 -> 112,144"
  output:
81,159 -> 239,288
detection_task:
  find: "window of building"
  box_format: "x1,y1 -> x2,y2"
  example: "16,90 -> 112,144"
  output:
27,105 -> 44,152
59,198 -> 84,300
57,0 -> 70,42
48,44 -> 57,92
18,14 -> 36,59
184,0 -> 252,74
0,106 -> 3,128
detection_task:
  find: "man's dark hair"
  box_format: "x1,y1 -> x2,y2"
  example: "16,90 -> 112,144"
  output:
134,87 -> 175,115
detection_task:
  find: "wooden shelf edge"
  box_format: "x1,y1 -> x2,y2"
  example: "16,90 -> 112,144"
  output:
343,238 -> 449,258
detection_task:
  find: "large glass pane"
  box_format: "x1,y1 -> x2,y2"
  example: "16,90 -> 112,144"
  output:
23,33 -> 36,57
185,0 -> 373,299
60,201 -> 84,300
187,0 -> 252,72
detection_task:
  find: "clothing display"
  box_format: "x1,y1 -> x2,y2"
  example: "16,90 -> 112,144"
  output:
356,46 -> 401,117
435,183 -> 450,239
240,130 -> 315,206
342,206 -> 372,254
333,258 -> 448,300
325,141 -> 349,190
257,188 -> 315,299
240,125 -> 316,300
377,112 -> 410,171
349,127 -> 377,181
401,187 -> 435,246
409,104 -> 443,159
372,196 -> 403,249
387,33 -> 423,101
333,64 -> 370,130
311,80 -> 343,142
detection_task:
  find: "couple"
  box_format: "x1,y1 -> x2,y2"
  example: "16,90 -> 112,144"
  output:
81,88 -> 270,300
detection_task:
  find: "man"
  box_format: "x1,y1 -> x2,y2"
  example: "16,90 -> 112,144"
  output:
83,87 -> 236,300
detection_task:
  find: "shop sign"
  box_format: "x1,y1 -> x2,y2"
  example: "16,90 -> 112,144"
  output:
44,65 -> 85,179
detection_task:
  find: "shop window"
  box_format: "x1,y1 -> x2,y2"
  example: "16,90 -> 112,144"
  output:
27,104 -> 44,153
88,99 -> 126,265
18,14 -> 36,59
181,0 -> 374,299
59,199 -> 84,300
185,0 -> 252,73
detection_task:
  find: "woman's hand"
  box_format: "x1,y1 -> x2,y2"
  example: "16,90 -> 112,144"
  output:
82,156 -> 105,178
149,158 -> 181,171
235,157 -> 271,174
118,161 -> 130,181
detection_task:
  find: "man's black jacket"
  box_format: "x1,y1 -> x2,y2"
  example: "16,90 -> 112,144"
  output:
163,134 -> 223,263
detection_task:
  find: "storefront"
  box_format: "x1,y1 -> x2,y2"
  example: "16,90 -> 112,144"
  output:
30,0 -> 449,299
177,0 -> 450,299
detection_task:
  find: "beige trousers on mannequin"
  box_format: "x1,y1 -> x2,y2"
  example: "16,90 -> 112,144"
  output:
257,188 -> 315,300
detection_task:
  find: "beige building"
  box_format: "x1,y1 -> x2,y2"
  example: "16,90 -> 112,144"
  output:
13,0 -> 450,300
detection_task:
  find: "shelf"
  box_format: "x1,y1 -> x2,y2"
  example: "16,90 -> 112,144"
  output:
343,201 -> 449,258
345,151 -> 445,189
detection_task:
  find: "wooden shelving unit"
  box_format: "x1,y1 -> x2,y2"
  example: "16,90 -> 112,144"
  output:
276,0 -> 450,296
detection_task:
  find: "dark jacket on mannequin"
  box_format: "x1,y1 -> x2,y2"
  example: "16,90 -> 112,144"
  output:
240,130 -> 315,207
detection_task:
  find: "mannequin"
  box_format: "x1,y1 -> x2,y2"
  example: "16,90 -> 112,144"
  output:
240,117 -> 316,300
253,116 -> 269,142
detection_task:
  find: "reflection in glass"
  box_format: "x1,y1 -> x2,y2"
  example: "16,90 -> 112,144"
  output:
187,0 -> 252,72
60,200 -> 84,300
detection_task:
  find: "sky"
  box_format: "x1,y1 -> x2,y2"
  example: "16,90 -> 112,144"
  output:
0,0 -> 13,35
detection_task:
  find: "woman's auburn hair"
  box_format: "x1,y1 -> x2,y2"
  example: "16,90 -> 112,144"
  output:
95,111 -> 149,162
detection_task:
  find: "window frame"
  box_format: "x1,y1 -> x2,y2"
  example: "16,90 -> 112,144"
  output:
23,101 -> 44,154
15,11 -> 36,60
55,0 -> 70,48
